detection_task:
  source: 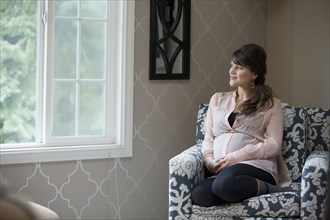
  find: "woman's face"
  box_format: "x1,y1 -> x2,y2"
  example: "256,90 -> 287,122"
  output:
229,61 -> 256,89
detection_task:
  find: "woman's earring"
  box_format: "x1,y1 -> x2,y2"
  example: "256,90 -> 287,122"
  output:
250,81 -> 256,90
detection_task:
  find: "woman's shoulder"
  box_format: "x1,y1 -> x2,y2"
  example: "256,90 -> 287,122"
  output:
272,97 -> 282,107
265,97 -> 283,114
207,91 -> 233,108
211,91 -> 234,100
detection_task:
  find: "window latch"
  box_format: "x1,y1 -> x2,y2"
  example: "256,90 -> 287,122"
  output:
42,11 -> 47,24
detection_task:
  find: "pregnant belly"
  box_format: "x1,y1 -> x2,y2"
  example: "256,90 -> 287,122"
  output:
213,133 -> 258,160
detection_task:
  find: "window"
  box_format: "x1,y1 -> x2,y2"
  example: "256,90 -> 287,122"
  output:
0,0 -> 134,164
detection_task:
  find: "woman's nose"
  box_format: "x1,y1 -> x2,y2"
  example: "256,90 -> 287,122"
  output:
229,67 -> 235,74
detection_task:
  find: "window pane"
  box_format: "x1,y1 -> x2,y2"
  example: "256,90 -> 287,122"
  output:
51,0 -> 108,140
80,20 -> 106,79
52,82 -> 76,137
0,0 -> 37,144
55,0 -> 78,17
79,82 -> 104,136
54,19 -> 77,79
80,0 -> 107,19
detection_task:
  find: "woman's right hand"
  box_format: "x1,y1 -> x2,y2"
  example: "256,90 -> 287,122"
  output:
207,153 -> 237,174
207,159 -> 222,174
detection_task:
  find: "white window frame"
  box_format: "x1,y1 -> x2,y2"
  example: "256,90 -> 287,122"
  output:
0,0 -> 134,165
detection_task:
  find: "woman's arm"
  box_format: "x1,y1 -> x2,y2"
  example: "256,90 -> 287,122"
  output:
201,94 -> 217,173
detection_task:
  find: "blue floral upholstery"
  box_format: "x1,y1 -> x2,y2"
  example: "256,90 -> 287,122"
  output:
169,104 -> 330,220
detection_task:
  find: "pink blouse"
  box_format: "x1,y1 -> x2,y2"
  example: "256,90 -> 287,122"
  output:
202,91 -> 284,183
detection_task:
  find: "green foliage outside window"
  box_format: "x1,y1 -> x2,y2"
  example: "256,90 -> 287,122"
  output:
1,0 -> 107,143
0,0 -> 37,144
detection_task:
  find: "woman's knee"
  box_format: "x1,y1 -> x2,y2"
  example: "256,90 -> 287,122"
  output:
192,183 -> 208,205
192,179 -> 219,206
212,174 -> 236,202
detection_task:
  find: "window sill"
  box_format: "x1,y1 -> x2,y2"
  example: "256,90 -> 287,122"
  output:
0,142 -> 132,164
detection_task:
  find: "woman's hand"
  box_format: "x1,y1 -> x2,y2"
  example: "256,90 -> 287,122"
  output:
206,153 -> 237,174
214,154 -> 237,173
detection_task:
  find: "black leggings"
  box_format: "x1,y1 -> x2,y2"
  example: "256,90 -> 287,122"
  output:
191,163 -> 276,207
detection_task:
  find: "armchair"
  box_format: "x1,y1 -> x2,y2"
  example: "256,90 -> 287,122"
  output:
169,104 -> 329,219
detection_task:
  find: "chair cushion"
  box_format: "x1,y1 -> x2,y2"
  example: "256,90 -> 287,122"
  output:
191,190 -> 300,219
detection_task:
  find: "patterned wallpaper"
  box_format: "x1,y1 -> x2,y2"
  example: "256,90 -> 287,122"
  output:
0,1 -> 267,219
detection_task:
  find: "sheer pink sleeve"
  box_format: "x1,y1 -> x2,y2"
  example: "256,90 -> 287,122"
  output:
201,94 -> 218,170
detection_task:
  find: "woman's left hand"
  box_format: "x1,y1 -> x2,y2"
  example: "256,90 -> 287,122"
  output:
216,154 -> 237,173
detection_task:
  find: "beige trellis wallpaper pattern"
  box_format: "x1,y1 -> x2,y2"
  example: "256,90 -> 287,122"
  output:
0,1 -> 267,219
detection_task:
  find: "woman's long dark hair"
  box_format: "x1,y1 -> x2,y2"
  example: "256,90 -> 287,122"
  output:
231,43 -> 275,115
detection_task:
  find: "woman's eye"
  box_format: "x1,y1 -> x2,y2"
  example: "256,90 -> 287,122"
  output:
230,63 -> 244,70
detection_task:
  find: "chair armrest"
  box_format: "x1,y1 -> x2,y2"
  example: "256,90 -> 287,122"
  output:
28,202 -> 59,220
300,150 -> 330,219
169,144 -> 204,220
0,196 -> 59,220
